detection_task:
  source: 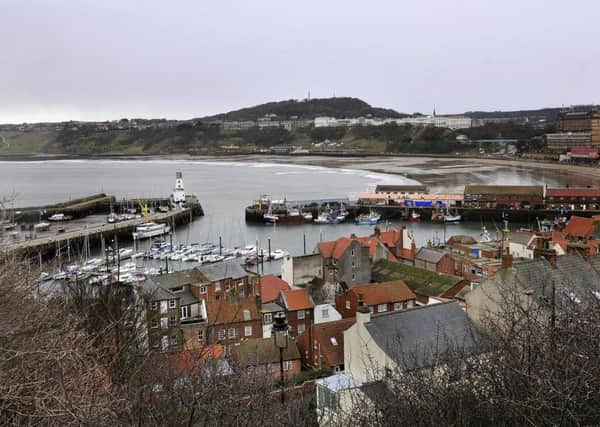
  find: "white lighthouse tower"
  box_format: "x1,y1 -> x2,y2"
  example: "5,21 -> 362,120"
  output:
170,172 -> 186,209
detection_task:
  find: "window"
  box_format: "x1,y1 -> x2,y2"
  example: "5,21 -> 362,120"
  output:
263,313 -> 273,324
322,308 -> 329,318
218,330 -> 225,341
297,310 -> 305,319
352,273 -> 356,281
407,300 -> 414,308
160,301 -> 168,314
239,287 -> 245,297
332,259 -> 337,266
334,365 -> 342,373
151,301 -> 158,310
197,329 -> 205,342
169,299 -> 176,309
368,306 -> 374,313
169,316 -> 177,327
351,261 -> 355,268
244,326 -> 253,337
351,249 -> 355,257
200,285 -> 207,294
394,302 -> 402,311
345,300 -> 351,310
170,335 -> 178,345
377,304 -> 387,313
171,286 -> 183,293
181,305 -> 190,319
330,337 -> 338,346
151,319 -> 159,329
228,328 -> 236,339
215,282 -> 221,292
243,309 -> 251,321
298,323 -> 305,334
160,317 -> 168,329
283,360 -> 293,371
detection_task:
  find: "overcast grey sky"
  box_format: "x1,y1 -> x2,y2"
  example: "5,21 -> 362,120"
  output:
1,0 -> 599,123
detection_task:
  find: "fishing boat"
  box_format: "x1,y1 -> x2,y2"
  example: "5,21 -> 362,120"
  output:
410,211 -> 421,222
356,211 -> 381,225
313,211 -> 337,225
132,222 -> 171,240
269,249 -> 289,260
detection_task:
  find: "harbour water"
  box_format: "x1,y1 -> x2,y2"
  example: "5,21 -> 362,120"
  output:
0,159 -> 586,267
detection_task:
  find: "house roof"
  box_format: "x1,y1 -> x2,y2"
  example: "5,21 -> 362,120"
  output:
349,280 -> 416,305
140,277 -> 178,301
364,301 -> 479,370
146,269 -> 204,289
232,337 -> 301,367
280,288 -> 314,311
510,231 -> 535,247
260,301 -> 284,314
299,318 -> 355,367
356,236 -> 398,262
447,235 -> 477,245
563,216 -> 596,239
547,188 -> 600,197
205,296 -> 260,325
415,247 -> 446,264
317,237 -> 352,260
375,184 -> 427,193
260,274 -> 290,303
195,260 -> 248,282
464,185 -> 543,196
372,260 -> 465,298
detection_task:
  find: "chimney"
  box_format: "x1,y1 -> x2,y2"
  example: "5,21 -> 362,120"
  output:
501,253 -> 513,269
533,234 -> 557,265
567,240 -> 591,262
373,226 -> 381,237
356,293 -> 371,324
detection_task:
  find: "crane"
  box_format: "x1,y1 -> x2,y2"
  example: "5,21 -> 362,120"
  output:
137,198 -> 150,218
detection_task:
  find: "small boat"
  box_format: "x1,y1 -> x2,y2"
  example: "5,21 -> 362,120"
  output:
444,214 -> 461,224
410,211 -> 421,222
269,249 -> 289,260
107,212 -> 120,224
303,212 -> 313,222
356,211 -> 381,225
132,222 -> 171,240
263,214 -> 279,224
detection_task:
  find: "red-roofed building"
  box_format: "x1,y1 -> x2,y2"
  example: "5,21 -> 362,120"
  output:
297,318 -> 355,372
562,216 -> 599,240
279,288 -> 315,337
200,296 -> 263,346
374,226 -> 417,263
316,235 -> 372,287
260,274 -> 290,303
335,280 -> 417,318
546,188 -> 600,210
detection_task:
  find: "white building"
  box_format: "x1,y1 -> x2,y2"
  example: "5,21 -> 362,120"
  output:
282,253 -> 323,288
314,303 -> 342,324
170,172 -> 186,209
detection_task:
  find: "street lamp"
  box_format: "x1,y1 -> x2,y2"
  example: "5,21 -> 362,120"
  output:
272,311 -> 289,404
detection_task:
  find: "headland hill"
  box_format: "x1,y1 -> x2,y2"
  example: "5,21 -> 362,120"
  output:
2,97 -> 600,179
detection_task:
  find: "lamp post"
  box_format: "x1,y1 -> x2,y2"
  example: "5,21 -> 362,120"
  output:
272,311 -> 289,404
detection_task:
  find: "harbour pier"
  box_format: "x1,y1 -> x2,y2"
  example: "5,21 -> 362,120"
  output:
1,208 -> 195,259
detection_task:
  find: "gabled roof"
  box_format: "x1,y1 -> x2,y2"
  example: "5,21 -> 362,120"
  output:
260,274 -> 290,303
299,318 -> 355,367
510,231 -> 535,247
563,216 -> 595,239
280,288 -> 314,311
146,269 -> 204,289
317,237 -> 352,260
205,296 -> 260,325
195,260 -> 248,282
364,301 -> 479,370
356,235 -> 398,261
233,338 -> 301,367
349,280 -> 416,305
415,247 -> 446,264
141,276 -> 178,301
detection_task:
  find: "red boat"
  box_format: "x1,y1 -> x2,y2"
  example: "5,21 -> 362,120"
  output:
410,211 -> 421,222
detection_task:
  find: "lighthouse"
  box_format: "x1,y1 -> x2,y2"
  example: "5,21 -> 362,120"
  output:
170,172 -> 186,209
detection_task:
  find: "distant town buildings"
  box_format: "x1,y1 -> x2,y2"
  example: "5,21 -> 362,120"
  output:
546,111 -> 600,151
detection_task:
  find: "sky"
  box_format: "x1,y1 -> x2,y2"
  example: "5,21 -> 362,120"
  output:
1,0 -> 599,123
